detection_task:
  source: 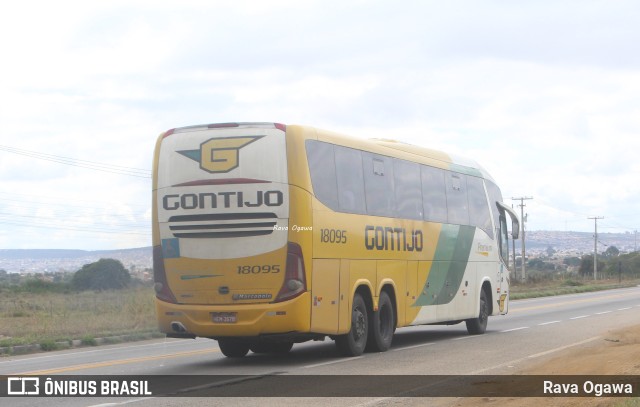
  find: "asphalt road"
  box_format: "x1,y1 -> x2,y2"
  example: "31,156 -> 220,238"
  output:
1,285 -> 639,406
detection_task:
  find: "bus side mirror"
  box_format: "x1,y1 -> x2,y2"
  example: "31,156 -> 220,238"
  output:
496,201 -> 520,240
511,220 -> 519,240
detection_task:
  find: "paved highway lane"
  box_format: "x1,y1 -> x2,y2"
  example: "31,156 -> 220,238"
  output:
1,286 -> 639,406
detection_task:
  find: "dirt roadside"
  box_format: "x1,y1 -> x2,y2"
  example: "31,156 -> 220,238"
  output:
452,324 -> 640,406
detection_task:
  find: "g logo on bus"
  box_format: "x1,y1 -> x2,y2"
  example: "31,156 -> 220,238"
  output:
178,136 -> 263,173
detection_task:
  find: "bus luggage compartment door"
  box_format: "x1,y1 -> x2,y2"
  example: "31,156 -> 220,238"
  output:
310,259 -> 341,334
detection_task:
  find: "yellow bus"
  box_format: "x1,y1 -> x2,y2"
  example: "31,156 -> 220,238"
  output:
152,122 -> 520,357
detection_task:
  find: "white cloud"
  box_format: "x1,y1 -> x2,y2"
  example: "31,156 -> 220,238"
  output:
1,0 -> 640,249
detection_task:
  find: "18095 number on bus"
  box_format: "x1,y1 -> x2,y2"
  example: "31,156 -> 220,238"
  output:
237,265 -> 281,274
320,229 -> 347,244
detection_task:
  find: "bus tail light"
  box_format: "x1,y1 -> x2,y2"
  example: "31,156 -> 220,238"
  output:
153,246 -> 177,303
274,242 -> 307,303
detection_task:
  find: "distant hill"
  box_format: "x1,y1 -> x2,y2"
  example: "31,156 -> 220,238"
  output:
0,247 -> 152,274
515,230 -> 637,254
0,230 -> 638,273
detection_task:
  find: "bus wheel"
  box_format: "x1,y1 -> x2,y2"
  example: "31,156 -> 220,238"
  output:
366,291 -> 395,352
466,289 -> 489,335
335,293 -> 368,356
218,339 -> 249,358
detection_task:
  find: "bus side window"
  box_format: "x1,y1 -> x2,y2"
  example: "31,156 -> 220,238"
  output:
485,180 -> 504,236
394,159 -> 422,220
306,140 -> 339,210
467,176 -> 493,238
445,173 -> 470,226
363,153 -> 395,217
421,165 -> 447,223
335,146 -> 366,214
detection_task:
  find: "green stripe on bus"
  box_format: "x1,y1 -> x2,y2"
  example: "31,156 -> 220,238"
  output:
413,225 -> 475,307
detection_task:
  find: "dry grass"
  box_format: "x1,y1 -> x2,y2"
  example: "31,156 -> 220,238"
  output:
0,287 -> 158,347
1,278 -> 638,350
510,277 -> 640,300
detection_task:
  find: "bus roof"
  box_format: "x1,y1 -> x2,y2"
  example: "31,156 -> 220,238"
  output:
304,125 -> 496,183
160,122 -> 496,183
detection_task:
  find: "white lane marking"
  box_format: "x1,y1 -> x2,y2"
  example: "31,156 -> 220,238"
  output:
304,356 -> 363,369
538,320 -> 561,326
500,327 -> 529,333
452,335 -> 480,341
570,315 -> 589,320
392,342 -> 436,351
89,398 -> 156,407
595,311 -> 612,315
0,339 -> 200,365
470,336 -> 601,375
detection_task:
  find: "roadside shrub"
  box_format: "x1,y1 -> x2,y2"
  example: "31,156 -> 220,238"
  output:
39,339 -> 59,351
81,335 -> 97,346
562,279 -> 583,287
72,259 -> 131,291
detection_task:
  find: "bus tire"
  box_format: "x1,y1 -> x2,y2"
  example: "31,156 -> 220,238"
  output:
335,293 -> 368,356
218,338 -> 250,358
366,291 -> 395,352
466,289 -> 489,335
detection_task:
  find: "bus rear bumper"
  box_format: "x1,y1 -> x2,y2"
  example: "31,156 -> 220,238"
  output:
155,293 -> 311,338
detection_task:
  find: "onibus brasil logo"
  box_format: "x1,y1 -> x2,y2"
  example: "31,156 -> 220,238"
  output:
178,136 -> 263,173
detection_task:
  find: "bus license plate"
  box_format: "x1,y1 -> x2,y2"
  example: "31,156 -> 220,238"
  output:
212,312 -> 237,323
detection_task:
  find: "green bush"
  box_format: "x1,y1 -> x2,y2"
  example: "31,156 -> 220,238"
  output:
81,335 -> 97,346
72,259 -> 131,291
39,339 -> 59,351
561,279 -> 583,287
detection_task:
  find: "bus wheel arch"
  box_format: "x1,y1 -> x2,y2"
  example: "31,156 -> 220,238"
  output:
366,285 -> 396,352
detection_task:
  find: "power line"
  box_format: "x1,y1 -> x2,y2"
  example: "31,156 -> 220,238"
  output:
0,198 -> 148,216
0,145 -> 152,178
0,218 -> 150,236
0,212 -> 148,230
0,190 -> 149,210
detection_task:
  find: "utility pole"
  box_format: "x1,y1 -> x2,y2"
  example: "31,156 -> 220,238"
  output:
512,197 -> 533,282
588,216 -> 604,280
512,204 -> 517,279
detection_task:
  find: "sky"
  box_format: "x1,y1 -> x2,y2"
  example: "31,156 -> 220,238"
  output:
1,0 -> 639,250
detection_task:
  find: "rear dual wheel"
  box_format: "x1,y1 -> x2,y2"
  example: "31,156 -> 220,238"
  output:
336,291 -> 395,356
366,291 -> 395,352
